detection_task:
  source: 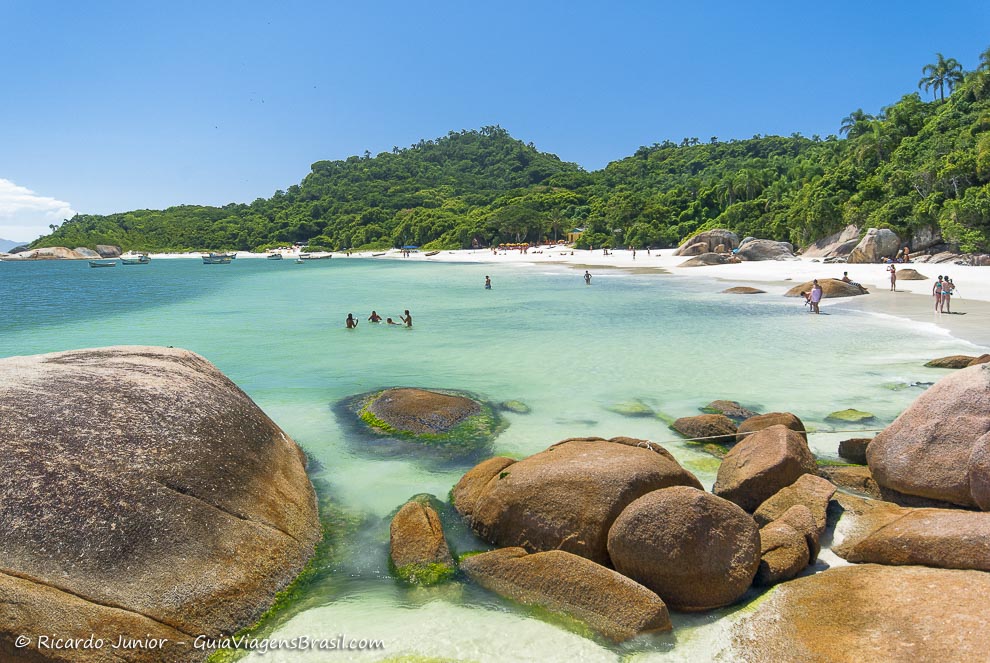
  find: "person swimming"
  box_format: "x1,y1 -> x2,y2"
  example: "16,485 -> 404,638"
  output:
368,310 -> 382,323
345,313 -> 358,329
386,317 -> 400,325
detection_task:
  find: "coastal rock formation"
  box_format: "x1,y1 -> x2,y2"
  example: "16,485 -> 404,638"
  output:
714,425 -> 818,512
925,354 -> 990,368
735,239 -> 796,261
721,286 -> 766,294
773,503 -> 821,562
838,437 -> 871,464
753,473 -> 836,535
453,438 -> 702,565
755,518 -> 811,586
784,279 -> 868,298
969,433 -> 990,510
677,241 -> 710,256
339,387 -> 503,460
833,492 -> 990,571
910,224 -> 942,252
607,486 -> 760,611
895,268 -> 927,280
606,399 -> 656,417
867,363 -> 990,508
460,547 -> 671,642
95,244 -> 122,257
736,412 -> 806,444
729,564 -> 990,662
678,252 -> 729,267
818,464 -> 882,498
0,346 -> 321,660
673,229 -> 739,256
4,246 -> 87,260
701,400 -> 760,421
800,224 -> 859,259
671,414 -> 737,445
846,227 -> 901,263
73,246 -> 101,258
390,495 -> 455,585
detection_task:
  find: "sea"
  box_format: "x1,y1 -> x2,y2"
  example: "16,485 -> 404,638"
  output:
1,256 -> 982,661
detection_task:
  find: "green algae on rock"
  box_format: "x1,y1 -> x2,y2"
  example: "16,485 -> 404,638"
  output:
499,400 -> 531,414
338,387 -> 505,461
825,409 -> 875,423
606,399 -> 656,417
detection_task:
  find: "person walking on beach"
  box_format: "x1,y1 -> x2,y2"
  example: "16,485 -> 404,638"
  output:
809,280 -> 823,314
485,275 -> 492,290
888,263 -> 897,291
345,313 -> 359,329
584,270 -> 592,285
933,276 -> 943,312
368,310 -> 382,323
400,310 -> 413,327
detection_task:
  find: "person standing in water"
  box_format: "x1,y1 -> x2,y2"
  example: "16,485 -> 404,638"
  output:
345,313 -> 359,329
888,263 -> 897,291
809,280 -> 823,314
584,270 -> 592,285
400,310 -> 413,327
368,310 -> 382,323
485,275 -> 492,289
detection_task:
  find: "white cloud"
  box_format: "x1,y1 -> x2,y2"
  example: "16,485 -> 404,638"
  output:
0,178 -> 77,242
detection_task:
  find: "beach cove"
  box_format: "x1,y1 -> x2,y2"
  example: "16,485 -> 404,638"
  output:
1,252 -> 988,661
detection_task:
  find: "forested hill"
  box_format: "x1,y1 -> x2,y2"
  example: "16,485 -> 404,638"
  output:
33,47 -> 990,253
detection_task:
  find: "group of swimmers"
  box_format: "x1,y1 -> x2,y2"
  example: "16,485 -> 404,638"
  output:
346,310 -> 412,329
933,276 -> 957,313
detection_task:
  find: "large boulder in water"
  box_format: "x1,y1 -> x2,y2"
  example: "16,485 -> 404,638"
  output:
453,437 -> 702,565
735,239 -> 796,261
389,495 -> 455,585
924,354 -> 990,369
736,411 -> 807,444
673,229 -> 739,256
460,547 -> 671,642
0,346 -> 320,661
339,387 -> 504,461
714,424 -> 818,512
729,564 -> 990,662
607,486 -> 760,611
846,227 -> 901,263
867,364 -> 990,508
784,279 -> 868,298
672,414 -> 737,445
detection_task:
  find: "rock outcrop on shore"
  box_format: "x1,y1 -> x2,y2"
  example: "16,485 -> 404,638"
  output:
678,252 -> 731,267
847,227 -> 901,263
800,224 -> 859,259
607,486 -> 760,611
95,244 -> 122,257
784,279 -> 868,298
453,437 -> 702,565
867,363 -> 990,508
714,425 -> 818,511
730,564 -> 990,662
673,229 -> 739,256
720,286 -> 766,295
736,412 -> 807,443
925,354 -> 990,368
460,547 -> 671,641
671,414 -> 737,445
0,346 -> 321,662
735,239 -> 795,261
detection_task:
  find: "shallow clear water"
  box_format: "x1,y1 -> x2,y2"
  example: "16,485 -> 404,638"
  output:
1,257 -> 981,661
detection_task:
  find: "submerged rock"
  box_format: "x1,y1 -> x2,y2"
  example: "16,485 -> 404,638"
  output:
721,286 -> 766,294
390,495 -> 455,585
607,486 -> 760,611
825,408 -> 875,423
499,400 -> 531,414
453,437 -> 702,565
606,399 -> 656,417
461,547 -> 671,642
671,414 -> 737,445
867,364 -> 990,508
338,387 -> 504,461
700,400 -> 760,421
0,346 -> 321,661
730,564 -> 990,662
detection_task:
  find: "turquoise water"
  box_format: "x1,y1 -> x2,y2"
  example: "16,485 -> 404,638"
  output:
1,257 -> 981,661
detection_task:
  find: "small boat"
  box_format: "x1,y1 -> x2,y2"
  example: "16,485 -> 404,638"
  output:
424,250 -> 440,257
295,258 -> 304,264
299,253 -> 331,260
89,260 -> 116,268
372,252 -> 386,257
120,253 -> 150,265
202,253 -> 232,264
266,253 -> 283,260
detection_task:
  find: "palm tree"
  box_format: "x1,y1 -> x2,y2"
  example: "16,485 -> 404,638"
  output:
840,109 -> 875,138
918,52 -> 964,102
979,46 -> 990,72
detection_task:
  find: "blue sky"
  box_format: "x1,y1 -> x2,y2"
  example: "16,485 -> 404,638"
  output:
1,0 -> 988,241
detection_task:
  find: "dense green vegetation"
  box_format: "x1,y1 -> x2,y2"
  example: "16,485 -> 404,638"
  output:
34,47 -> 990,253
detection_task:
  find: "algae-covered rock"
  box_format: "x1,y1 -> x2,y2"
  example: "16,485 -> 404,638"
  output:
700,400 -> 760,421
826,409 -> 875,423
925,354 -> 981,369
338,387 -> 505,462
390,495 -> 456,585
499,400 -> 531,414
607,399 -> 656,417
721,286 -> 766,294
